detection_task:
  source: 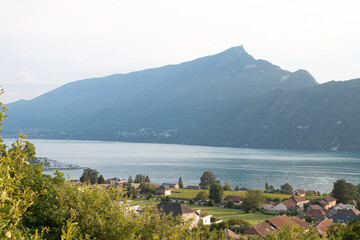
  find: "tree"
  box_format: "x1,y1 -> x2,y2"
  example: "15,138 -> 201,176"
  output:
134,174 -> 146,183
199,171 -> 217,189
331,179 -> 357,203
126,186 -> 138,199
280,182 -> 293,194
241,190 -> 265,213
128,175 -> 133,183
178,176 -> 184,189
195,191 -> 209,201
80,168 -> 99,184
209,182 -> 224,203
97,175 -> 106,184
265,182 -> 270,192
223,181 -> 232,191
79,171 -> 89,183
145,175 -> 150,183
140,182 -> 155,194
234,185 -> 239,191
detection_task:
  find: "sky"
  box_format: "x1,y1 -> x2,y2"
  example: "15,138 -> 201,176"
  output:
0,0 -> 360,103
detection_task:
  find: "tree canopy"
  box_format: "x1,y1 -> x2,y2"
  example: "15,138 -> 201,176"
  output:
241,190 -> 265,213
209,182 -> 224,203
331,179 -> 357,203
280,182 -> 293,194
199,171 -> 217,189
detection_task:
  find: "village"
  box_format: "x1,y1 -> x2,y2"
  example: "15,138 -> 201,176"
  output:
70,169 -> 360,239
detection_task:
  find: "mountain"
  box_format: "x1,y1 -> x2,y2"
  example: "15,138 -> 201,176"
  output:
3,46 -> 318,146
189,79 -> 360,151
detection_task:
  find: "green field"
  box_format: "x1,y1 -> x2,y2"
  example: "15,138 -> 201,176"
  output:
187,204 -> 274,225
131,198 -> 275,225
170,189 -> 322,201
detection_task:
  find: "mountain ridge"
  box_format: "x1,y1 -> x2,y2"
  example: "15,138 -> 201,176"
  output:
7,46 -> 355,150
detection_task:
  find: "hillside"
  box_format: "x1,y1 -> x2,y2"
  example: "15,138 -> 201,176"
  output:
3,46 -> 317,144
190,79 -> 360,151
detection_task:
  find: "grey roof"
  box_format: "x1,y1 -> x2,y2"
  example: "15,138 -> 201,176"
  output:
157,202 -> 196,217
331,209 -> 360,223
155,185 -> 171,191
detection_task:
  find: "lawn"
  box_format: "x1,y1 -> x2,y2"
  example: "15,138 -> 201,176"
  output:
131,198 -> 275,225
187,204 -> 275,225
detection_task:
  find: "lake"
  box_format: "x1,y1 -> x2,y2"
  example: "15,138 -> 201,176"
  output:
4,139 -> 360,193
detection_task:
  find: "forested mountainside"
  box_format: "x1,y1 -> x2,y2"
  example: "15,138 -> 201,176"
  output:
4,46 -> 319,148
190,79 -> 360,151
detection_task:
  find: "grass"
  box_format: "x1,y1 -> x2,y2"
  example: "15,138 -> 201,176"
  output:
187,204 -> 275,225
170,189 -> 323,201
131,198 -> 160,207
131,198 -> 275,225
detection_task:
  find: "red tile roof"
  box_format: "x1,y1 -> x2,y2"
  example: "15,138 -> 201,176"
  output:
315,218 -> 334,236
281,199 -> 297,208
290,195 -> 309,204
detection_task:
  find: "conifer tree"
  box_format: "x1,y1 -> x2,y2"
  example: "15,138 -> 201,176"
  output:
178,176 -> 184,189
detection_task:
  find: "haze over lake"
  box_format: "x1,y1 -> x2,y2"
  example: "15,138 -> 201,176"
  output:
5,139 -> 360,193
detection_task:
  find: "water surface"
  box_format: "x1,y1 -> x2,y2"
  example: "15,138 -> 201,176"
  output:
4,139 -> 360,193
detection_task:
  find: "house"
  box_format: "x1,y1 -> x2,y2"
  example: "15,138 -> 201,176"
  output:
333,203 -> 354,211
149,183 -> 160,188
237,187 -> 249,192
330,208 -> 360,223
272,196 -> 309,212
293,189 -> 306,196
290,195 -> 310,208
242,215 -> 310,237
107,177 -> 126,184
170,197 -> 191,204
155,185 -> 171,195
307,204 -> 324,211
306,209 -> 329,223
195,200 -> 209,205
161,183 -> 179,189
222,196 -> 245,206
319,196 -> 337,209
157,202 -> 200,228
315,218 -> 334,238
186,185 -> 201,190
224,229 -> 240,239
306,190 -> 320,196
263,201 -> 276,211
122,182 -> 141,189
201,212 -> 212,225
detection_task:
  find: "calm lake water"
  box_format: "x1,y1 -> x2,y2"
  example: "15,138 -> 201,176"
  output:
4,139 -> 360,193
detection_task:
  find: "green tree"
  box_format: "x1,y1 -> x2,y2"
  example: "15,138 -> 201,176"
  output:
178,176 -> 184,189
128,175 -> 133,183
79,171 -> 89,183
139,182 -> 155,194
199,171 -> 217,189
223,181 -> 232,191
134,174 -> 145,183
265,182 -> 270,192
234,185 -> 239,191
97,174 -> 106,184
145,175 -> 150,183
126,186 -> 138,199
331,179 -> 357,203
80,168 -> 99,184
241,190 -> 265,213
195,191 -> 209,201
280,182 -> 293,194
209,182 -> 224,203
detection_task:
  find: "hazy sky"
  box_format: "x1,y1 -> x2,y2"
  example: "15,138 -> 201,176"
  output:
1,0 -> 359,103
